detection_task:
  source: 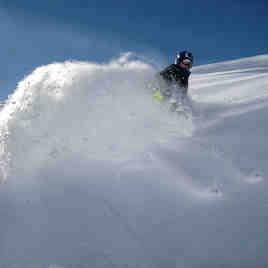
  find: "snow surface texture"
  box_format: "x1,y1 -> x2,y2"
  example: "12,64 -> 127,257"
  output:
0,53 -> 268,268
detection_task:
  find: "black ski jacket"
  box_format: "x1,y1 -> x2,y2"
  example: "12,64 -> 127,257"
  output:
159,64 -> 191,95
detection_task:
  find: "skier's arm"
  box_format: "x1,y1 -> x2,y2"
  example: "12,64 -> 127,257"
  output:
159,64 -> 177,81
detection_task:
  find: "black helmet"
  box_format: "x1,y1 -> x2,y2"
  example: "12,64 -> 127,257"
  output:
175,51 -> 194,67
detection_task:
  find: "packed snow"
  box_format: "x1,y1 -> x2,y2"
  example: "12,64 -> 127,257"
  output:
0,53 -> 268,268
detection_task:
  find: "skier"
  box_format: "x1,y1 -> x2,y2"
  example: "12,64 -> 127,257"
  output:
159,51 -> 194,98
153,50 -> 194,113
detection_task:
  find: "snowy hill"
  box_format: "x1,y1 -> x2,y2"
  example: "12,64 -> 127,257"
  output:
0,54 -> 268,268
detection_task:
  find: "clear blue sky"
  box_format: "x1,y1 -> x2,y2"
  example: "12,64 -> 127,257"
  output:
1,0 -> 267,99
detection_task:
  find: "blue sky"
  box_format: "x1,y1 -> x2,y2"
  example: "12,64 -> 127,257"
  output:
1,0 -> 267,99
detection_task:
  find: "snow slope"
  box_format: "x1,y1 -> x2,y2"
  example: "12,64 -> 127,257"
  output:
0,54 -> 268,268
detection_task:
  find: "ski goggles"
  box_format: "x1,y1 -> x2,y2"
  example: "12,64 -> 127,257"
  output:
182,59 -> 193,68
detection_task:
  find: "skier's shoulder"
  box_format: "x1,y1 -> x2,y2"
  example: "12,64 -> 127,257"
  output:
160,64 -> 178,74
166,63 -> 179,71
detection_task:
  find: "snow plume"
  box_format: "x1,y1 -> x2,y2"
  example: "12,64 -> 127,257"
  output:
1,54 -> 268,268
0,53 -> 194,183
